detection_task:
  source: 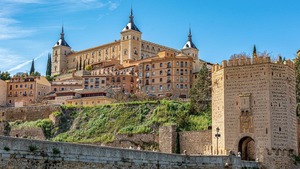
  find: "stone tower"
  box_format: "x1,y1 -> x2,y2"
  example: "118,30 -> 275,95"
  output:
120,8 -> 142,64
52,26 -> 71,76
211,56 -> 298,168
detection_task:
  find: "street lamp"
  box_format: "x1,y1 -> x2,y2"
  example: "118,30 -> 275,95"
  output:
215,127 -> 221,155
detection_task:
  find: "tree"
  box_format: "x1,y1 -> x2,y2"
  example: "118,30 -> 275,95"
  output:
189,63 -> 211,114
46,53 -> 52,76
85,65 -> 92,71
30,59 -> 35,75
230,52 -> 250,60
0,71 -> 11,80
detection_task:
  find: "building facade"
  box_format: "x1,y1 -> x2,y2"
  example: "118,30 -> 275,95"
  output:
7,76 -> 51,107
211,56 -> 298,168
0,80 -> 7,107
51,8 -> 203,98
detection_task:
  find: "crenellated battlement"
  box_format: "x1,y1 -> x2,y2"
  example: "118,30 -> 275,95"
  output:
212,57 -> 294,72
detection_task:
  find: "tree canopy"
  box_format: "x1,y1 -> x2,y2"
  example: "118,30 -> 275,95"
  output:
189,63 -> 211,114
0,71 -> 11,80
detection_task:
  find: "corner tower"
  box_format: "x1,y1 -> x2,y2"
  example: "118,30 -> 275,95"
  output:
181,27 -> 198,60
52,26 -> 71,76
120,8 -> 142,64
211,56 -> 298,168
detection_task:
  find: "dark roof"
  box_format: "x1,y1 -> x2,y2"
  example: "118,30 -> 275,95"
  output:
54,26 -> 70,47
182,28 -> 197,49
122,8 -> 141,32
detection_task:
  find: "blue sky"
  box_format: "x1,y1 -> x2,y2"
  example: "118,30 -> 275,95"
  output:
0,0 -> 299,75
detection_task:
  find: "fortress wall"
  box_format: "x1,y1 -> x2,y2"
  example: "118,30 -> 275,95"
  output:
0,105 -> 61,122
0,136 -> 259,169
105,133 -> 158,150
178,130 -> 212,155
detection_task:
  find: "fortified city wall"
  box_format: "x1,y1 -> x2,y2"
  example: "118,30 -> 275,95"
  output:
0,105 -> 61,122
0,136 -> 259,169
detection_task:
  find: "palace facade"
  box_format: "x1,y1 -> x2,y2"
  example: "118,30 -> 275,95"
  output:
51,8 -> 210,99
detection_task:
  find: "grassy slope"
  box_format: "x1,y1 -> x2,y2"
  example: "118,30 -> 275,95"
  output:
10,100 -> 211,144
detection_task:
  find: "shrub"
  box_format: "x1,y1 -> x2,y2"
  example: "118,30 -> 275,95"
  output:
52,148 -> 61,155
29,145 -> 38,152
4,146 -> 10,151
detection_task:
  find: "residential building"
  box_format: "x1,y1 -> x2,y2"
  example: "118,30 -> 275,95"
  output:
7,76 -> 51,107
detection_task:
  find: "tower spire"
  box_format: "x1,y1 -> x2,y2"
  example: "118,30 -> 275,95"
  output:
129,6 -> 134,23
188,25 -> 192,42
60,25 -> 65,39
121,6 -> 140,32
182,26 -> 197,49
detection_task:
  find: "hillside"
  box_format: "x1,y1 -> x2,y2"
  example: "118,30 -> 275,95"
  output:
10,100 -> 211,144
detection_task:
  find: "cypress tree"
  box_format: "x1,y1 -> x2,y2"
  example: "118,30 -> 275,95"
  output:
46,53 -> 52,76
253,45 -> 257,58
30,59 -> 35,75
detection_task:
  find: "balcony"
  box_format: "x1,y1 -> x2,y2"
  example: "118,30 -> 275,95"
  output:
145,76 -> 150,78
145,82 -> 149,85
167,65 -> 171,68
145,67 -> 150,71
167,80 -> 171,83
167,73 -> 171,76
14,94 -> 18,97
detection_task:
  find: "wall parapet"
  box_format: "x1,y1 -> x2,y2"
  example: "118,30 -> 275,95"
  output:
212,57 -> 294,72
0,136 -> 259,168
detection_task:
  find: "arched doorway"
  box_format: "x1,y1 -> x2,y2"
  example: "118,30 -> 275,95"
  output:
238,136 -> 255,161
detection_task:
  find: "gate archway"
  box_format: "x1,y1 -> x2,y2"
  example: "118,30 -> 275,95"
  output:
238,136 -> 255,161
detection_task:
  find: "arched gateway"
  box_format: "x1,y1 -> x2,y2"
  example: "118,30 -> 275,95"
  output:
238,136 -> 255,161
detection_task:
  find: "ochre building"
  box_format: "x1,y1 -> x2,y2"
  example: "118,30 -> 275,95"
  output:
51,8 -> 206,98
6,76 -> 51,107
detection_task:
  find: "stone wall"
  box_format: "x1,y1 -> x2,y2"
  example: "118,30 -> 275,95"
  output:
10,127 -> 46,140
0,136 -> 259,169
105,133 -> 158,151
179,130 -> 212,155
159,125 -> 177,153
0,105 -> 61,122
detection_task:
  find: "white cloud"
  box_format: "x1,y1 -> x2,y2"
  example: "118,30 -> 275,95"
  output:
6,50 -> 49,73
0,3 -> 35,40
0,48 -> 26,71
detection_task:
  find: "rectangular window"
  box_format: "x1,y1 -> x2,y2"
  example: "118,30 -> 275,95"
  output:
160,85 -> 163,90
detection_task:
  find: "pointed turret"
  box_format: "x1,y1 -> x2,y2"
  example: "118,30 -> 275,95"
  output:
122,7 -> 140,32
182,27 -> 197,49
54,25 -> 70,47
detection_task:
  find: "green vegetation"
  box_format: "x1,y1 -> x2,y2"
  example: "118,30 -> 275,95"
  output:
28,145 -> 38,152
10,119 -> 54,139
190,63 -> 211,114
3,146 -> 10,151
51,100 -> 211,144
52,148 -> 61,155
9,100 -> 211,145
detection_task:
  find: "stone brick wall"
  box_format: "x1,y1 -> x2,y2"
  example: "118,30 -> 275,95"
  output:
179,130 -> 212,155
10,127 -> 46,140
105,133 -> 158,151
0,105 -> 61,122
0,136 -> 259,169
159,125 -> 177,153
